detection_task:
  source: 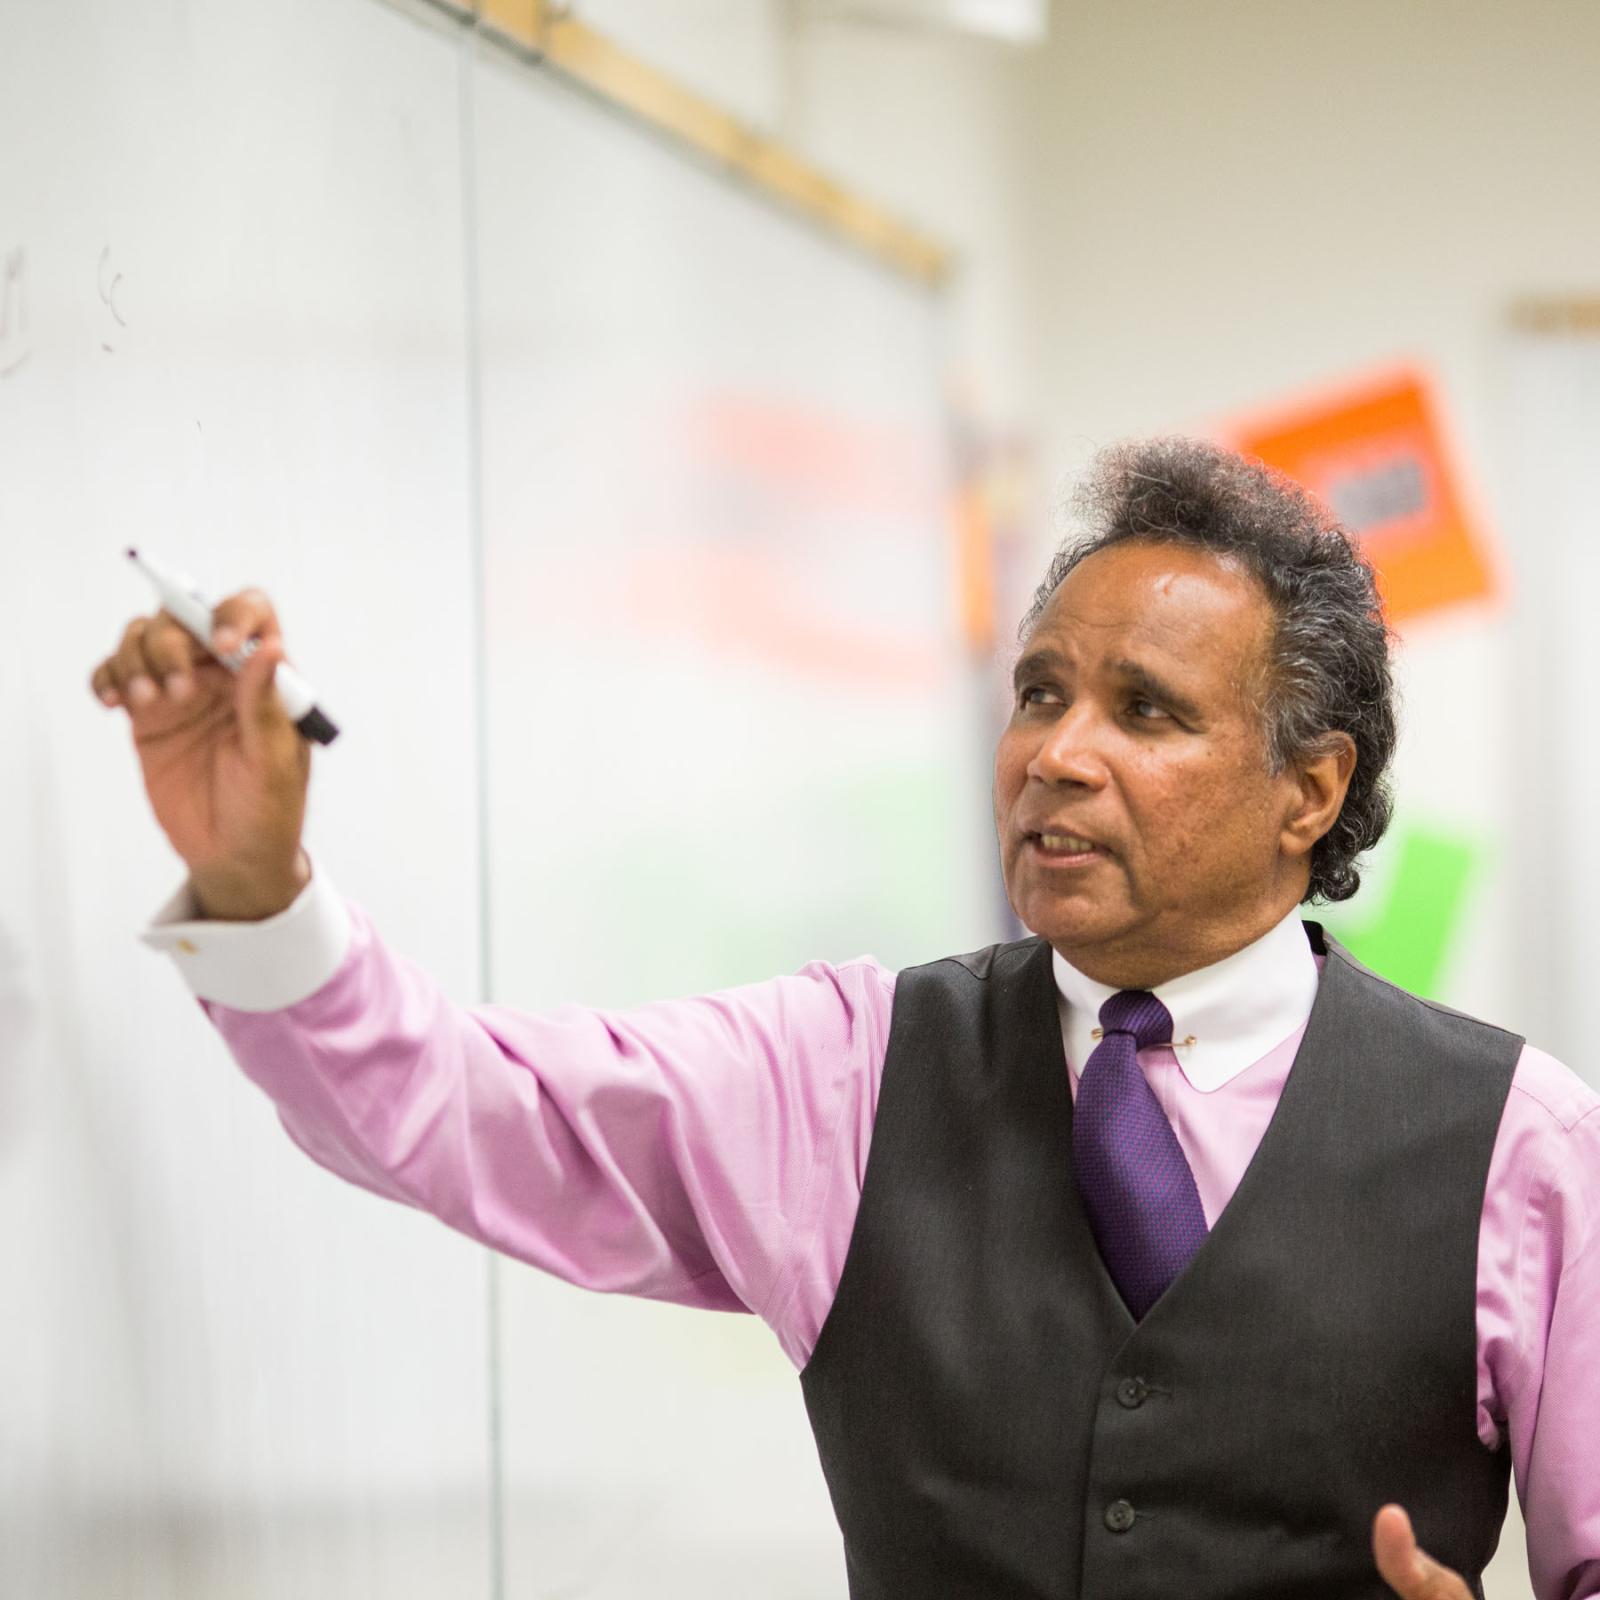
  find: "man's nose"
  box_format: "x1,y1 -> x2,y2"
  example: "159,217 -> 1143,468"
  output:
1026,705 -> 1110,788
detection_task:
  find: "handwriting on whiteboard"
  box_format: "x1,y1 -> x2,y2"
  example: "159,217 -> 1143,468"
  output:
98,245 -> 126,353
0,247 -> 27,377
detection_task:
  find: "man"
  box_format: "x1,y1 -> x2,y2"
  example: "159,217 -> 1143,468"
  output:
93,438 -> 1598,1598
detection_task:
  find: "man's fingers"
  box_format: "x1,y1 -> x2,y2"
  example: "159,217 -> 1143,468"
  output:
109,616 -> 158,707
209,588 -> 281,655
90,588 -> 282,710
89,656 -> 120,704
93,614 -> 210,708
1372,1505 -> 1474,1600
140,610 -> 208,697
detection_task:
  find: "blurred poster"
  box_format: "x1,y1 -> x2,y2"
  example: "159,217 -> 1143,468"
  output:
1225,366 -> 1499,626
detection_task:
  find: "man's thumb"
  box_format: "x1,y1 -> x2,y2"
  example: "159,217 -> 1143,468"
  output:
1374,1505 -> 1421,1585
1372,1504 -> 1460,1598
235,639 -> 293,752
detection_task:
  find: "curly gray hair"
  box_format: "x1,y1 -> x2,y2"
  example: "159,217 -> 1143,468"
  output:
1020,437 -> 1397,904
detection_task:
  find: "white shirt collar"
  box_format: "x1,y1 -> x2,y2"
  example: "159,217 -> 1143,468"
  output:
1052,906 -> 1320,1093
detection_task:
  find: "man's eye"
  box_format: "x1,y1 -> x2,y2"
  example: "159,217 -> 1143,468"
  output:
1018,686 -> 1060,707
1131,698 -> 1170,721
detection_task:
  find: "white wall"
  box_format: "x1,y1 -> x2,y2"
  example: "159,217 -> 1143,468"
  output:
1017,0 -> 1600,464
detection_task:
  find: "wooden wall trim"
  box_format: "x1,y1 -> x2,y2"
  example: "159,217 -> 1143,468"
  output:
1509,297 -> 1600,335
423,0 -> 953,286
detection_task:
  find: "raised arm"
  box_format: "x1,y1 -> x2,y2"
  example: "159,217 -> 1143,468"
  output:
93,590 -> 894,1349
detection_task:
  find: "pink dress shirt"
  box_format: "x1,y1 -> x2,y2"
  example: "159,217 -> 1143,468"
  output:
143,865 -> 1600,1600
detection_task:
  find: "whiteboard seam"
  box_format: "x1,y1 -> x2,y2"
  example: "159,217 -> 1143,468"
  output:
458,25 -> 507,1600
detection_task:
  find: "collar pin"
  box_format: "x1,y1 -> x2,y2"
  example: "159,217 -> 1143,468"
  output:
1088,1028 -> 1197,1048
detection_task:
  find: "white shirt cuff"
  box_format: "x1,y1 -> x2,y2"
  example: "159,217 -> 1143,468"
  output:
139,857 -> 353,1012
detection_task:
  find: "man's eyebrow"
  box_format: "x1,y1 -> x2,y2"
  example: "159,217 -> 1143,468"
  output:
1111,658 -> 1205,723
1011,647 -> 1065,690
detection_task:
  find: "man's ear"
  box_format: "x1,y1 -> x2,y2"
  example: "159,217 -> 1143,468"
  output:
1281,732 -> 1357,862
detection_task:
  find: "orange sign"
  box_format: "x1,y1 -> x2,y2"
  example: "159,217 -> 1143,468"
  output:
1226,367 -> 1500,625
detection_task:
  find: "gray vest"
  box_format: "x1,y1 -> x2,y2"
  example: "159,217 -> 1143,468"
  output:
801,924 -> 1519,1599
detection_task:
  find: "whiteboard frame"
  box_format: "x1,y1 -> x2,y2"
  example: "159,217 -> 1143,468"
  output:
406,0 -> 954,285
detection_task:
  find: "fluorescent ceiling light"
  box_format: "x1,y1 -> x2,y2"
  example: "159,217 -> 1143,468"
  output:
803,0 -> 1049,46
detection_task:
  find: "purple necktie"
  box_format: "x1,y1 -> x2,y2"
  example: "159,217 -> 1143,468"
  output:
1072,989 -> 1208,1320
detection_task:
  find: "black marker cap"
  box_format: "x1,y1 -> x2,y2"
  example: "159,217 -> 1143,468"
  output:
295,707 -> 340,746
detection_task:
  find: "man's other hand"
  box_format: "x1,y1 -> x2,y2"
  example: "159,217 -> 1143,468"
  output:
1373,1504 -> 1475,1599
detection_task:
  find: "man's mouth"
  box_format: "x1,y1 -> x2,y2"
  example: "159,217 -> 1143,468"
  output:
1026,831 -> 1108,860
1036,831 -> 1098,852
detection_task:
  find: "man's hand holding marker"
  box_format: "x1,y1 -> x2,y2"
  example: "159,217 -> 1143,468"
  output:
89,559 -> 321,923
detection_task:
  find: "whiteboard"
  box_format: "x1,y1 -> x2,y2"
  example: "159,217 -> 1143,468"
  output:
470,47 -> 971,1600
0,2 -> 968,1594
0,0 -> 491,1594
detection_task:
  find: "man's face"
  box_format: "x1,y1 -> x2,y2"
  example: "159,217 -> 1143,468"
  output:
993,540 -> 1310,987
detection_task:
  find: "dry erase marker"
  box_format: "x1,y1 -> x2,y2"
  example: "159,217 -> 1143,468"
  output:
125,549 -> 340,746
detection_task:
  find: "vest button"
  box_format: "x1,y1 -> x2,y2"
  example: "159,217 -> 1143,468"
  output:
1104,1498 -> 1137,1534
1115,1377 -> 1148,1409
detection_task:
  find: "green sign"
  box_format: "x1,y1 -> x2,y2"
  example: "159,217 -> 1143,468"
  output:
1321,821 -> 1481,1001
